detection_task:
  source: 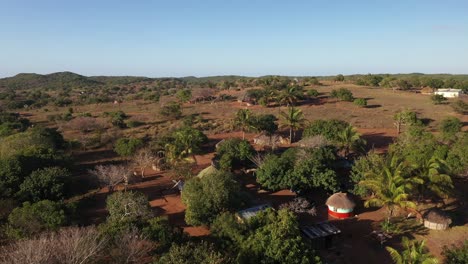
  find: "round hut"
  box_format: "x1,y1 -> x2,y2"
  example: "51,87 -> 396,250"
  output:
326,192 -> 356,219
423,208 -> 452,230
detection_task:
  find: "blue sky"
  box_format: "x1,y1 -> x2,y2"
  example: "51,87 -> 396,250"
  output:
1,0 -> 467,77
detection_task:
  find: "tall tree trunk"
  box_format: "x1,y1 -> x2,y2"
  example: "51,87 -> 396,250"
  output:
289,128 -> 293,143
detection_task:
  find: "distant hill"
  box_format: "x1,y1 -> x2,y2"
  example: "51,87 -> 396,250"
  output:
2,71 -> 468,90
0,72 -> 101,90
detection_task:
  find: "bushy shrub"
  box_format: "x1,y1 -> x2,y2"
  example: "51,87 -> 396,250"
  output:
306,89 -> 319,97
303,119 -> 350,142
6,200 -> 66,238
114,137 -> 143,157
431,94 -> 447,105
18,167 -> 71,202
354,98 -> 367,107
330,88 -> 354,101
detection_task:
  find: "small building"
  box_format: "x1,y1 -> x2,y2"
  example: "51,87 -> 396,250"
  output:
237,204 -> 272,221
326,192 -> 356,219
434,88 -> 462,98
301,222 -> 341,249
423,208 -> 452,230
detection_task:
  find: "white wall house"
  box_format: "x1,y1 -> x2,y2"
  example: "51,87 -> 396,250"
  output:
434,89 -> 462,98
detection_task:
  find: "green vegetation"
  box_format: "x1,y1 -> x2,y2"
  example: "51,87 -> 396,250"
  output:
386,237 -> 438,264
431,94 -> 447,105
256,147 -> 339,192
6,200 -> 66,238
215,138 -> 254,170
353,98 -> 367,107
443,240 -> 468,264
181,170 -> 244,225
114,137 -> 143,157
330,88 -> 354,101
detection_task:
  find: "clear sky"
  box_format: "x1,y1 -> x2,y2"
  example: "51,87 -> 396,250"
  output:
1,0 -> 468,77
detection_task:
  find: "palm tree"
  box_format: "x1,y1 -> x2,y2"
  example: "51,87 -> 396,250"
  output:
279,85 -> 302,106
336,125 -> 367,158
359,155 -> 421,219
234,109 -> 255,140
280,106 -> 306,143
386,237 -> 438,264
412,156 -> 453,200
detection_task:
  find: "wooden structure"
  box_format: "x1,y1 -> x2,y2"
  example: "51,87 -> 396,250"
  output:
326,192 -> 356,219
423,208 -> 452,230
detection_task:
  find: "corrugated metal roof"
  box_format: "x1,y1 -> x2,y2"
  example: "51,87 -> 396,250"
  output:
237,204 -> 271,220
301,222 -> 341,239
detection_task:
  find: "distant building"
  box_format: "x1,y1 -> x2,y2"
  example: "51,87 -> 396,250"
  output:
434,88 -> 462,98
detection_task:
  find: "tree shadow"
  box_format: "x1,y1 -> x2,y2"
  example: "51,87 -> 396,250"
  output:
365,104 -> 382,109
361,132 -> 395,151
420,118 -> 435,126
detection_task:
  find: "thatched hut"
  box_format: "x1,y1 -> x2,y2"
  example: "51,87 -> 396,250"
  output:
326,192 -> 356,219
423,208 -> 452,230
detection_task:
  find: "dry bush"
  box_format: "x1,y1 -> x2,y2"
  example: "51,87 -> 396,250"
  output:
132,148 -> 156,177
279,197 -> 317,216
89,165 -> 134,192
64,117 -> 106,133
0,226 -> 107,264
109,228 -> 155,264
298,135 -> 329,149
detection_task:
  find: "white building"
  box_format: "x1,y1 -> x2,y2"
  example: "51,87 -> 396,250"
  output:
434,89 -> 462,98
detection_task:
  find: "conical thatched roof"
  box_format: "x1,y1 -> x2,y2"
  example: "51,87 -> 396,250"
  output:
197,165 -> 218,178
424,208 -> 452,225
326,192 -> 356,209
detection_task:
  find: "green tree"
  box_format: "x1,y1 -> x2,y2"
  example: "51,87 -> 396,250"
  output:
238,209 -> 320,264
114,137 -> 143,157
359,155 -> 420,219
439,117 -> 462,139
336,125 -> 366,157
181,171 -> 243,225
251,114 -> 278,135
412,157 -> 453,199
142,217 -> 184,251
446,133 -> 468,175
279,85 -> 303,106
386,237 -> 438,264
216,138 -> 255,170
280,106 -> 306,143
165,126 -> 207,164
6,200 -> 66,238
160,101 -> 182,120
393,109 -> 419,134
350,151 -> 385,196
18,167 -> 71,202
334,74 -> 345,82
234,109 -> 255,140
176,89 -> 192,103
431,94 -> 447,105
256,147 -> 339,192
